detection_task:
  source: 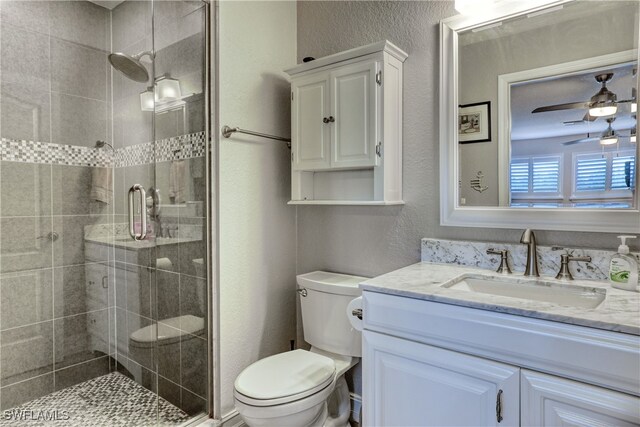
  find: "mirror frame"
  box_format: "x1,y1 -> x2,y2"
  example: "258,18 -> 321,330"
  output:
439,0 -> 640,233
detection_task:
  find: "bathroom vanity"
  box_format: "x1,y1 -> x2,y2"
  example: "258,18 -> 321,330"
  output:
83,223 -> 204,358
359,263 -> 640,426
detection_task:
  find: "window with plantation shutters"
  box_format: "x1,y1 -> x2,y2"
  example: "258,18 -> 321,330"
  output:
611,155 -> 636,190
510,160 -> 529,193
572,151 -> 635,202
575,156 -> 607,192
510,156 -> 562,202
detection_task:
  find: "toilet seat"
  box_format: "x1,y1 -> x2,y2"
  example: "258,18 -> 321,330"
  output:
234,350 -> 336,407
129,315 -> 204,348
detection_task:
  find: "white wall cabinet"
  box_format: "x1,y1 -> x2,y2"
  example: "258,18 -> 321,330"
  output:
291,72 -> 331,170
362,291 -> 640,427
286,40 -> 407,205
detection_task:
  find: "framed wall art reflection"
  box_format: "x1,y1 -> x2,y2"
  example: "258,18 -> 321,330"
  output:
458,101 -> 491,143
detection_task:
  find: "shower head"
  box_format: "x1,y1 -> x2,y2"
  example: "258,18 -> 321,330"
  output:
108,51 -> 153,83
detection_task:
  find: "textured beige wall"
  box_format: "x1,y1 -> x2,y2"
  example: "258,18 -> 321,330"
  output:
219,0 -> 297,417
295,0 -> 636,282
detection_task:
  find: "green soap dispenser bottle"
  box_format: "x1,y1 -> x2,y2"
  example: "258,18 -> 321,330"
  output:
609,235 -> 639,292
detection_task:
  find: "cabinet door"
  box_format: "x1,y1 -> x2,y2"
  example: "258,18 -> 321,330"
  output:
330,60 -> 378,168
292,72 -> 331,170
363,331 -> 519,427
521,369 -> 640,426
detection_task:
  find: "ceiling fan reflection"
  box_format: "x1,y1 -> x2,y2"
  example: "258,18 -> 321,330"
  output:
533,71 -> 637,123
562,117 -> 634,146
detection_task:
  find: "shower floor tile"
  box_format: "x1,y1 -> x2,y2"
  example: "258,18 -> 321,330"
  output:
0,372 -> 190,426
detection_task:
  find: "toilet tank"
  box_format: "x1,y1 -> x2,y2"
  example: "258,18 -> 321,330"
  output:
297,271 -> 367,357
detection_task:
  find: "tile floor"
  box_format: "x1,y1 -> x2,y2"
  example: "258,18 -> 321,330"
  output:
0,372 -> 189,426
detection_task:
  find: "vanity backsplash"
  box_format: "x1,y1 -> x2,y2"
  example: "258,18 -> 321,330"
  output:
422,238 -> 640,281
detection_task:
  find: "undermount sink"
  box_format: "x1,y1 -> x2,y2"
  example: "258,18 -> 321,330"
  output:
441,275 -> 606,309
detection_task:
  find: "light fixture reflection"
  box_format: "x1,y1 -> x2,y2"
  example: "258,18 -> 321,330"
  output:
599,136 -> 618,145
138,75 -> 182,111
599,118 -> 618,145
588,104 -> 617,117
156,76 -> 181,102
140,87 -> 154,112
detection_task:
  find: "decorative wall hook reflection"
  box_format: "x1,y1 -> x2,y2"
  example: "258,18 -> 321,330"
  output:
470,171 -> 489,193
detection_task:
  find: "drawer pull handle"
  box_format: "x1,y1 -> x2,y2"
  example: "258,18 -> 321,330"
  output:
496,389 -> 503,423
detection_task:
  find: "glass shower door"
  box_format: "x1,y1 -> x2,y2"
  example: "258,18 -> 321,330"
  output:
151,0 -> 209,417
0,0 -> 209,423
113,0 -> 210,422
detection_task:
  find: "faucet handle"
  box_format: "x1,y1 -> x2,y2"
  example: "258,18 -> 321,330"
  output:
555,253 -> 592,280
568,254 -> 591,263
486,248 -> 512,275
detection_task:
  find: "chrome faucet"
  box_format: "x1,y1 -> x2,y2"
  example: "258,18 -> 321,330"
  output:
520,229 -> 539,277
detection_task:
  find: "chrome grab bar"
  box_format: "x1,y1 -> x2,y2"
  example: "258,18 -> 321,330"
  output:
128,184 -> 147,240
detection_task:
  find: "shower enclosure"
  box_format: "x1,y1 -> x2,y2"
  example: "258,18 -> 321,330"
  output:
0,0 -> 211,425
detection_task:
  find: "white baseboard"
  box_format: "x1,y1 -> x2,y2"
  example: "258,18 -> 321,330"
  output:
220,410 -> 245,427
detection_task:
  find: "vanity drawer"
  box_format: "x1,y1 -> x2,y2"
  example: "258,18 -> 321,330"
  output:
85,242 -> 110,262
363,291 -> 640,396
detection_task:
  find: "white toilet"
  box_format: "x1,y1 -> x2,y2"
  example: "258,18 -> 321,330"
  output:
234,271 -> 366,427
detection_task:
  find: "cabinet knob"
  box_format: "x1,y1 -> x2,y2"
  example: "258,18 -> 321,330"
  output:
328,116 -> 335,123
323,117 -> 330,123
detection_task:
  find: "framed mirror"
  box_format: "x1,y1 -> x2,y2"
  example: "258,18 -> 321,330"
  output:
440,0 -> 639,232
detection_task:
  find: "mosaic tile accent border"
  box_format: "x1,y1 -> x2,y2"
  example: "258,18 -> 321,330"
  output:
115,131 -> 207,167
0,138 -> 112,167
0,131 -> 207,168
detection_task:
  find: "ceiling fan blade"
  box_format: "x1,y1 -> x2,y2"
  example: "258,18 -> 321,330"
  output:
617,99 -> 636,104
532,101 -> 591,113
562,136 -> 598,146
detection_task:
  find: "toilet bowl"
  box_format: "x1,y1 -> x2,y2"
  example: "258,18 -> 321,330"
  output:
129,314 -> 205,389
234,271 -> 366,427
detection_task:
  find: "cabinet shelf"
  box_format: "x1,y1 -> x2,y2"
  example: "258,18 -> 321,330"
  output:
287,200 -> 405,206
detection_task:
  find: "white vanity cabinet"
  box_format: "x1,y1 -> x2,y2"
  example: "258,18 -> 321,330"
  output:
364,331 -> 519,426
362,291 -> 640,427
286,40 -> 407,205
521,369 -> 640,427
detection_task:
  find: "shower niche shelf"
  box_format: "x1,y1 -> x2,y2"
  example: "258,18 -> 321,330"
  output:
285,41 -> 407,206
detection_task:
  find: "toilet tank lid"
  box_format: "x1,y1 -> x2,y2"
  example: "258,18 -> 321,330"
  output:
296,271 -> 368,297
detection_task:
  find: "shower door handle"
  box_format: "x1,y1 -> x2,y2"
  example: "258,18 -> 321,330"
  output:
128,184 -> 147,241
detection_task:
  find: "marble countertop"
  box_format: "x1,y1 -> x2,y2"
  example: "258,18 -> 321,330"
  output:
85,235 -> 201,250
360,262 -> 640,336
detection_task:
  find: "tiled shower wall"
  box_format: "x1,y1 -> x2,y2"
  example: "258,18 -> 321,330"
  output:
0,0 -> 115,410
0,0 -> 208,416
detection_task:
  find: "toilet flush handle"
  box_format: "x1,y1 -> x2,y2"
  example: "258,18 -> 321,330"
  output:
296,288 -> 307,297
351,308 -> 363,320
